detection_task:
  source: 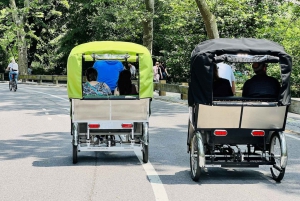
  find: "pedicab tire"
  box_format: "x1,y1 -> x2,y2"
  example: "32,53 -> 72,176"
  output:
73,145 -> 78,164
190,134 -> 201,181
269,132 -> 285,182
270,167 -> 285,182
142,144 -> 148,163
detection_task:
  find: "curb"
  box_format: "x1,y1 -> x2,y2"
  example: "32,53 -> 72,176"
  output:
153,95 -> 188,105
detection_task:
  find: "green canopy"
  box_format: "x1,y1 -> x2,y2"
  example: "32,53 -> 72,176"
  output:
67,41 -> 153,99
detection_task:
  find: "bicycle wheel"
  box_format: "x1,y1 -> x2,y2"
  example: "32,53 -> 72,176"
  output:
13,81 -> 17,92
9,81 -> 12,91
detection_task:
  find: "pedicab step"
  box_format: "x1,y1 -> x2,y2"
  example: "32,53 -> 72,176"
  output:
205,161 -> 275,168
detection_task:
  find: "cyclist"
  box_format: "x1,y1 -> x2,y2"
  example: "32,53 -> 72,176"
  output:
6,59 -> 19,84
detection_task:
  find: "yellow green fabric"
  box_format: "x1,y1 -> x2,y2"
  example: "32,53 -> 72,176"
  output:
67,41 -> 153,99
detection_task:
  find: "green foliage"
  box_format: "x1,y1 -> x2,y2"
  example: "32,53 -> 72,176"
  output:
154,0 -> 206,83
1,0 -> 300,97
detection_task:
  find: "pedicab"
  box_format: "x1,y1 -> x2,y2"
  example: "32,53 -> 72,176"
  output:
187,38 -> 291,181
67,41 -> 153,164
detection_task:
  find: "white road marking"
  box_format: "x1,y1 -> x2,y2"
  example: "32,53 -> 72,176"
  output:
286,134 -> 300,141
22,89 -> 69,102
42,108 -> 47,111
134,150 -> 169,201
23,87 -> 168,200
45,112 -> 49,115
48,117 -> 52,120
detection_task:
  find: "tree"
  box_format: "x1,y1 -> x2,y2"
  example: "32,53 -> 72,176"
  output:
9,0 -> 28,75
194,0 -> 219,39
143,0 -> 154,53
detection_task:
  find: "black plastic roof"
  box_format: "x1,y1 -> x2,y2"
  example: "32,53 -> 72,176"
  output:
191,38 -> 288,56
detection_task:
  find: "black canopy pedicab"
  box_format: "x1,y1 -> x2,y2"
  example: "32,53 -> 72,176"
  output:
67,41 -> 153,164
187,38 -> 291,182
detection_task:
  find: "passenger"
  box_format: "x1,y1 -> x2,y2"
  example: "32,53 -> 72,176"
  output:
213,64 -> 233,97
217,62 -> 236,94
242,62 -> 280,98
93,60 -> 124,92
82,68 -> 112,96
128,63 -> 136,79
114,70 -> 138,95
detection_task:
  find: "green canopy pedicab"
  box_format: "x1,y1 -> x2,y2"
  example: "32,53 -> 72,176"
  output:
67,41 -> 153,164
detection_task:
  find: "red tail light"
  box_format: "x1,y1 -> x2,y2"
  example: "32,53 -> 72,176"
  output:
251,130 -> 265,136
88,124 -> 100,129
122,123 -> 133,128
214,130 -> 227,136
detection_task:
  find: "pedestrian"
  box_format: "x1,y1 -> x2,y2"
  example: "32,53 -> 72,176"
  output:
153,62 -> 162,82
28,66 -> 32,75
159,62 -> 169,80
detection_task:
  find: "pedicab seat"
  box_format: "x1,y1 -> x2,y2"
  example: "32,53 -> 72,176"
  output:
196,99 -> 287,129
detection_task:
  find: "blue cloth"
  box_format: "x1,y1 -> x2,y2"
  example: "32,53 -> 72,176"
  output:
93,60 -> 124,91
9,71 -> 18,81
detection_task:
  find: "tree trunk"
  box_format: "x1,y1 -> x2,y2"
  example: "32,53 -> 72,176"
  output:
143,0 -> 154,54
9,0 -> 28,76
195,0 -> 219,39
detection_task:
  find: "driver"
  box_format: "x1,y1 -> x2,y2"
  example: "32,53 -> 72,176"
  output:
242,62 -> 280,98
6,59 -> 19,82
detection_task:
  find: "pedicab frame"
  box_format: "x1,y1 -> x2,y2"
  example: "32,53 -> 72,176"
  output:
67,41 -> 153,164
187,38 -> 292,182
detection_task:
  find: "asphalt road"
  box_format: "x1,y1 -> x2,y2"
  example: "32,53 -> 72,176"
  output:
0,82 -> 300,201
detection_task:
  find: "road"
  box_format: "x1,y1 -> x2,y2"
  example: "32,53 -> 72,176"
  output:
0,82 -> 300,201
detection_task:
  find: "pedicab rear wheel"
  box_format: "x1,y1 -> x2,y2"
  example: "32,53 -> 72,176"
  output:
73,145 -> 78,164
190,133 -> 201,181
142,122 -> 149,163
142,144 -> 148,163
270,132 -> 285,182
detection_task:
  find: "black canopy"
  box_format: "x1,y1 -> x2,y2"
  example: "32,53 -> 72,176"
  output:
188,38 -> 292,106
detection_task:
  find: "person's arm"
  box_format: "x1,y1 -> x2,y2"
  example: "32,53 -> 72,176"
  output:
159,67 -> 163,78
231,81 -> 236,95
114,87 -> 120,96
242,81 -> 248,97
133,67 -> 136,77
230,70 -> 236,94
6,64 -> 10,71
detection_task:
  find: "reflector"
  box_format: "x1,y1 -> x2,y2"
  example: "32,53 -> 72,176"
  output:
122,123 -> 133,128
251,130 -> 265,136
88,124 -> 100,129
214,130 -> 227,136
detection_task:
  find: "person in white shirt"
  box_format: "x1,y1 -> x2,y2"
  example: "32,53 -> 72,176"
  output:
217,62 -> 236,94
28,66 -> 32,75
128,63 -> 136,79
6,59 -> 19,82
